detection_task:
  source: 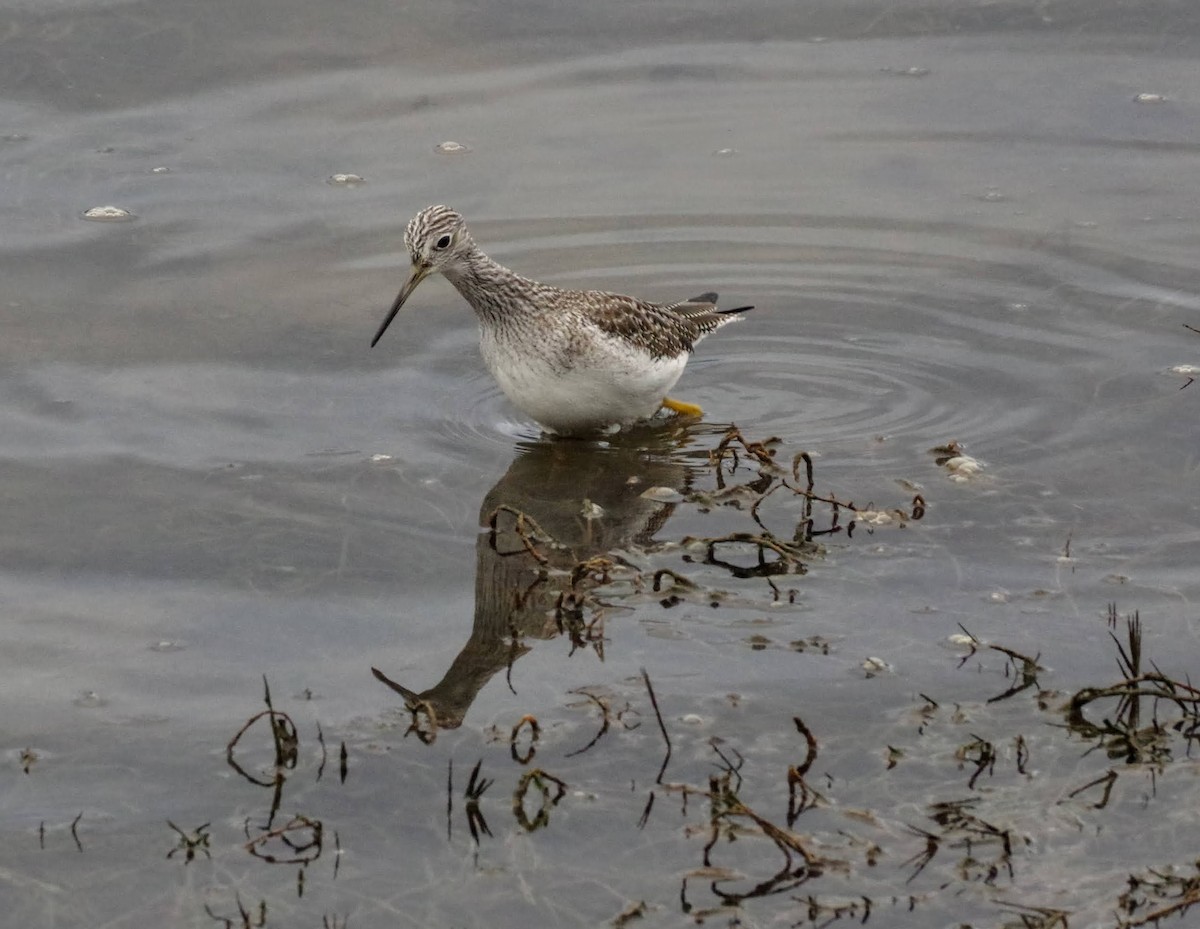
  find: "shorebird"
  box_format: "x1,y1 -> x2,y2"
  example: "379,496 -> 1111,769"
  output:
371,205 -> 752,434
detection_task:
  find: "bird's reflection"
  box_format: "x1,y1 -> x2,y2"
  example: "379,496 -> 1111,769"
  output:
373,423 -> 700,733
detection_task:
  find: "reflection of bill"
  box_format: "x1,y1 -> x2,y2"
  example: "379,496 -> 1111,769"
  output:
372,427 -> 692,734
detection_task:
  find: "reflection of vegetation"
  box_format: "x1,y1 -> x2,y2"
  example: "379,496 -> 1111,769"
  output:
912,797 -> 1019,886
462,759 -> 493,847
219,676 -> 345,917
133,426 -> 1196,928
166,820 -> 211,863
680,767 -> 824,917
163,599 -> 1200,928
564,688 -> 637,758
226,677 -> 301,817
787,716 -> 822,824
204,895 -> 267,929
1066,606 -> 1200,765
244,814 -> 323,866
512,768 -> 567,831
954,624 -> 1043,703
991,900 -> 1069,928
1118,861 -> 1200,927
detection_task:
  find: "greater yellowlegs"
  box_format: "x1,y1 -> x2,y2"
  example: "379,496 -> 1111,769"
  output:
371,205 -> 752,434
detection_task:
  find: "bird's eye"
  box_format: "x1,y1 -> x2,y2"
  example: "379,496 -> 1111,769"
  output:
434,234 -> 453,250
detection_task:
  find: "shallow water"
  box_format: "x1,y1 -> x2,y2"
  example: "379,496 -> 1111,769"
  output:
3,2 -> 1200,927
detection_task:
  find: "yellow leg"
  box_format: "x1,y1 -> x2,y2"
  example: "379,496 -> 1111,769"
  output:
661,396 -> 703,417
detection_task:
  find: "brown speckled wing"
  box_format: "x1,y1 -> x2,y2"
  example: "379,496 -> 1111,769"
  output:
586,293 -> 742,360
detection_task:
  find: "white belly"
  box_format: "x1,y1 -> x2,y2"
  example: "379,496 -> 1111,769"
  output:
479,324 -> 687,434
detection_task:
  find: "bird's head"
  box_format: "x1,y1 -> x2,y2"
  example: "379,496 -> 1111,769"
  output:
372,205 -> 472,347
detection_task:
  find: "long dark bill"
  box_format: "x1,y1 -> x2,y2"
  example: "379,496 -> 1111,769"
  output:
370,264 -> 428,347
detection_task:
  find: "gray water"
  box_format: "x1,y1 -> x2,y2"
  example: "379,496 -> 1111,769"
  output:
3,1 -> 1200,927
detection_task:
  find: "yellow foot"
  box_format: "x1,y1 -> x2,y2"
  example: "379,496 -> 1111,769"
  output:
661,397 -> 704,417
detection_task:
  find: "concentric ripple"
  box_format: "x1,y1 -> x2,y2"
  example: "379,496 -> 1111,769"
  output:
404,212 -> 1176,486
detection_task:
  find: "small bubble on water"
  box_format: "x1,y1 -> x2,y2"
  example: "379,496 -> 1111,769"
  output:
978,188 -> 1006,203
713,147 -> 738,157
151,166 -> 170,174
73,691 -> 107,708
882,66 -> 929,77
148,640 -> 186,653
328,173 -> 365,186
1134,92 -> 1166,104
81,205 -> 135,222
435,141 -> 470,154
1007,302 -> 1030,312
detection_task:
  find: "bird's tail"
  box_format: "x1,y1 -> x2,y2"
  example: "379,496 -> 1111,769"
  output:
718,304 -> 754,316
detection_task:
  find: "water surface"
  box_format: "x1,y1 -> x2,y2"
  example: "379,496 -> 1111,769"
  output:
3,2 -> 1200,927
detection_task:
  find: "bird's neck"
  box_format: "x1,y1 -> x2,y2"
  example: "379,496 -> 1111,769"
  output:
442,247 -> 550,325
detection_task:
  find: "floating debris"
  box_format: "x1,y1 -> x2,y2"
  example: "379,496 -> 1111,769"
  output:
81,205 -> 134,222
327,173 -> 365,186
930,441 -> 985,482
1133,92 -> 1167,103
579,499 -> 605,520
435,140 -> 471,154
638,485 -> 683,502
612,900 -> 647,927
790,636 -> 832,654
861,656 -> 892,677
943,455 -> 982,480
19,747 -> 39,774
